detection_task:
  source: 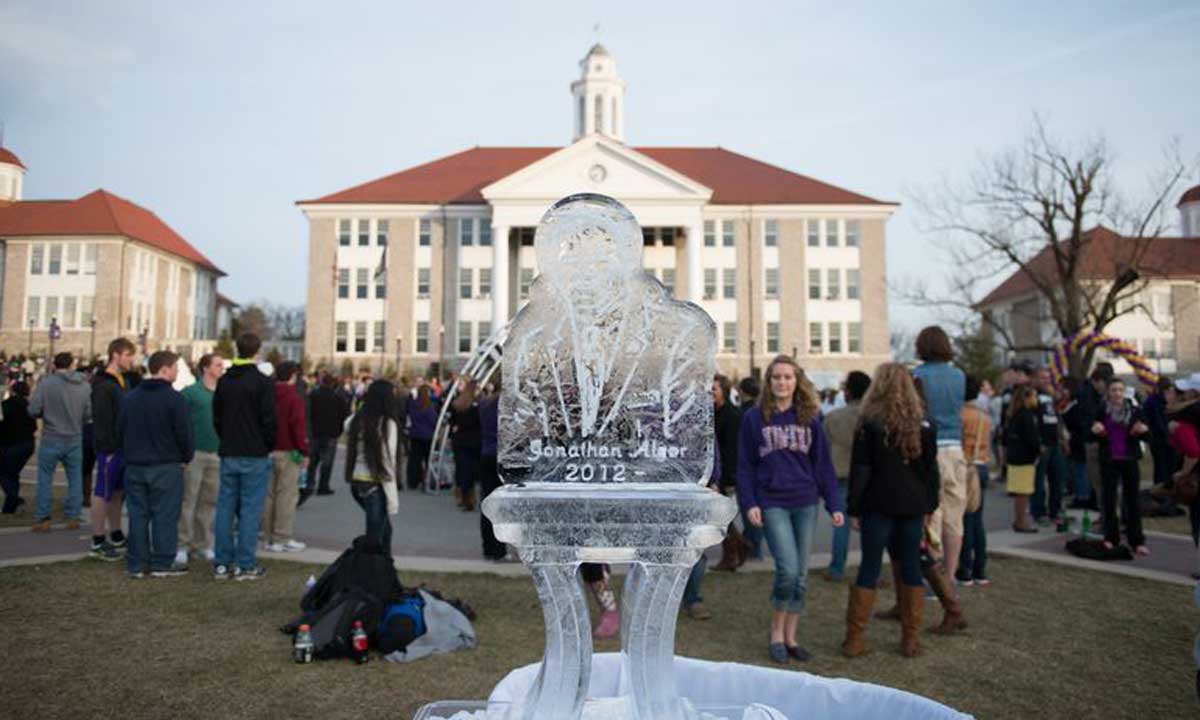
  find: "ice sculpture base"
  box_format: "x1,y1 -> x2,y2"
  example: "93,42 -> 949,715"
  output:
481,483 -> 737,720
412,698 -> 785,720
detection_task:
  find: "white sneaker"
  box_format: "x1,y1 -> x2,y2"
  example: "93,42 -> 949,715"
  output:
174,549 -> 188,565
283,539 -> 307,552
264,543 -> 284,552
203,548 -> 215,561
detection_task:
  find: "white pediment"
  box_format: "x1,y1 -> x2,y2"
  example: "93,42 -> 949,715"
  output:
481,136 -> 712,205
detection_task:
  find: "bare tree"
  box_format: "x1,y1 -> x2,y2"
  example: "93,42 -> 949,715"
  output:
903,115 -> 1193,377
231,304 -> 271,341
262,302 -> 306,340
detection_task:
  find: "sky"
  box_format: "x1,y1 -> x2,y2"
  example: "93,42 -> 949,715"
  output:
1,1 -> 1198,333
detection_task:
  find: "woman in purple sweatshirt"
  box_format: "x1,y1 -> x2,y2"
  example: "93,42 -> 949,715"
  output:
737,355 -> 844,664
405,385 -> 439,490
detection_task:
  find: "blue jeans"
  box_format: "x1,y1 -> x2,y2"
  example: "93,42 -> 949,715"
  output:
855,512 -> 924,589
351,481 -> 392,553
740,505 -> 763,559
762,504 -> 818,613
213,456 -> 272,570
1072,459 -> 1092,501
682,553 -> 708,608
828,482 -> 850,579
35,438 -> 83,521
959,463 -> 989,580
125,464 -> 184,573
1032,445 -> 1068,519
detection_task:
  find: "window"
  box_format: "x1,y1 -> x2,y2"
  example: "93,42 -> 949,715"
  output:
374,321 -> 385,352
846,220 -> 861,248
46,296 -> 59,326
339,220 -> 351,246
518,227 -> 535,246
26,296 -> 40,327
809,322 -> 823,354
661,228 -> 675,246
63,297 -> 77,328
703,269 -> 717,300
764,220 -> 778,247
356,268 -> 369,299
335,323 -> 348,353
66,244 -> 80,275
458,321 -> 472,353
721,220 -> 734,247
827,269 -> 840,300
84,244 -> 97,275
459,218 -> 474,247
765,268 -> 779,299
337,268 -> 350,299
357,219 -> 370,246
662,269 -> 676,295
460,268 -> 473,299
766,322 -> 780,353
1163,336 -> 1177,359
722,268 -> 736,299
722,321 -> 737,353
807,220 -> 820,247
642,229 -> 655,247
30,245 -> 44,275
846,269 -> 861,300
81,296 -> 94,327
377,219 -> 389,246
594,94 -> 603,134
417,268 -> 431,298
520,267 -> 533,299
825,219 -> 839,247
704,220 -> 715,247
49,244 -> 62,274
479,268 -> 492,298
419,219 -> 431,246
829,323 -> 843,353
353,322 -> 367,352
416,322 -> 430,353
375,273 -> 386,299
479,321 -> 492,344
808,269 -> 821,300
479,222 -> 492,247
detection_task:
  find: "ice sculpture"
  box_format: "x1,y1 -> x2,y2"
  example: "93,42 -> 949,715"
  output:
480,194 -> 738,720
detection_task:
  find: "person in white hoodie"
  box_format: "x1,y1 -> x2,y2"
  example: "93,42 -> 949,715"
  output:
342,380 -> 400,553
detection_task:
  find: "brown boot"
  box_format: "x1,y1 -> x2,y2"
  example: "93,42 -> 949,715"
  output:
875,562 -> 904,620
713,526 -> 744,571
453,486 -> 463,507
898,584 -> 925,657
924,563 -> 968,635
841,585 -> 876,658
461,488 -> 476,512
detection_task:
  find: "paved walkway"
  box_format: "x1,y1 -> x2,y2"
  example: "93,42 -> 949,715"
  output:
3,450 -> 1196,586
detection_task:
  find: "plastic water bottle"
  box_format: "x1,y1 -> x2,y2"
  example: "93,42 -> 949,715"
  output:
351,620 -> 369,664
1081,510 -> 1091,537
293,624 -> 314,664
305,575 -> 317,591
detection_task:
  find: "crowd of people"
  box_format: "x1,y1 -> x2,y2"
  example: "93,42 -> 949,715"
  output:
3,323 -> 1196,665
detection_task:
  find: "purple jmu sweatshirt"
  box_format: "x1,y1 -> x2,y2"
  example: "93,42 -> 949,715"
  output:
736,406 -> 842,514
408,402 -> 439,441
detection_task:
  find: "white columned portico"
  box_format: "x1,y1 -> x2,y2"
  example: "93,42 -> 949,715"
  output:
492,224 -> 510,327
686,221 -> 703,304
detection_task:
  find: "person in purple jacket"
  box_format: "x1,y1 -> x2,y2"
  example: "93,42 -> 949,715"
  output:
405,384 -> 439,490
738,354 -> 844,664
478,373 -> 507,561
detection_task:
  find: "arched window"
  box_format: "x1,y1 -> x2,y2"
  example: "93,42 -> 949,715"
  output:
594,95 -> 604,135
611,97 -> 619,136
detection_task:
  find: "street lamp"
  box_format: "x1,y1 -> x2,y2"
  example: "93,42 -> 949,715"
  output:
394,334 -> 403,376
438,324 -> 446,379
138,326 -> 149,357
89,318 -> 97,361
27,318 -> 34,354
49,317 -> 61,357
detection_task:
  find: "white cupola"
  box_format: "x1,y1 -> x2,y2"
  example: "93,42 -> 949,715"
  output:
571,44 -> 626,143
1181,184 -> 1200,238
0,145 -> 25,203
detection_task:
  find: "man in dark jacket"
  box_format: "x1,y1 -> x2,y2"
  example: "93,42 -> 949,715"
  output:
712,374 -> 747,571
211,333 -> 277,581
304,373 -> 349,500
116,350 -> 194,578
88,337 -> 136,561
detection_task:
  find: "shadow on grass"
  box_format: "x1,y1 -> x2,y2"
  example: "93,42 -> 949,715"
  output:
0,554 -> 1194,719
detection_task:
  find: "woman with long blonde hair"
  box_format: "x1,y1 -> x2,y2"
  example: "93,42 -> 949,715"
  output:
841,363 -> 939,658
737,355 -> 844,664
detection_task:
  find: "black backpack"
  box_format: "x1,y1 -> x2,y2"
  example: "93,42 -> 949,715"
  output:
285,587 -> 385,660
301,535 -> 404,614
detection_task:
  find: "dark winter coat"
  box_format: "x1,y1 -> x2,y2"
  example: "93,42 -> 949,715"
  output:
213,363 -> 277,458
848,418 -> 940,518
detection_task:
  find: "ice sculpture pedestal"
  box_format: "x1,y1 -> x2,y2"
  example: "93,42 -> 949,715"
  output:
484,482 -> 737,720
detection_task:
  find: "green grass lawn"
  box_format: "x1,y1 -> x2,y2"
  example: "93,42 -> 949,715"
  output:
0,555 -> 1194,720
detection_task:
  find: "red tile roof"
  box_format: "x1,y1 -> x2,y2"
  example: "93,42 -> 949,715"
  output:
977,225 -> 1200,307
0,147 -> 25,170
299,146 -> 892,206
1181,185 -> 1200,206
0,189 -> 223,275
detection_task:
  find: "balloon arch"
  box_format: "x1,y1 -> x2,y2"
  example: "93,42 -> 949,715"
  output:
1049,331 -> 1159,390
